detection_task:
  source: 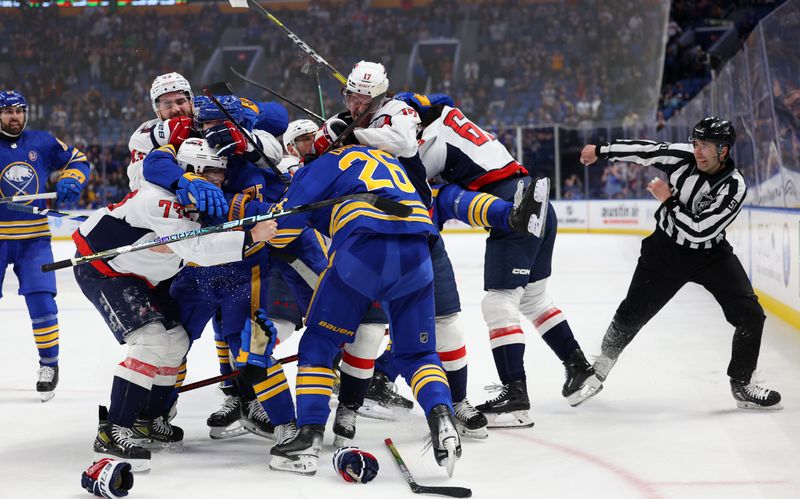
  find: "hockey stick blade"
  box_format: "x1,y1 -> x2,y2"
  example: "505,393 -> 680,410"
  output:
384,439 -> 472,498
6,202 -> 88,222
372,196 -> 412,217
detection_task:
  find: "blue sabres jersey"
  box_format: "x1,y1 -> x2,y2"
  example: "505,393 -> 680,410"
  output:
239,97 -> 289,138
270,145 -> 436,252
0,131 -> 89,239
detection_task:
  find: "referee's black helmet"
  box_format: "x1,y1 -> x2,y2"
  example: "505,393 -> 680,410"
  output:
689,117 -> 736,146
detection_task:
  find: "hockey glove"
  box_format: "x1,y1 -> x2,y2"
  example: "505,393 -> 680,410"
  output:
81,458 -> 134,498
204,120 -> 248,157
333,446 -> 379,484
238,308 -> 277,369
313,118 -> 352,154
56,177 -> 83,204
164,116 -> 194,148
176,172 -> 226,219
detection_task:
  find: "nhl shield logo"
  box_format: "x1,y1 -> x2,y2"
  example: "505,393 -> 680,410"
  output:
419,331 -> 429,343
28,150 -> 38,162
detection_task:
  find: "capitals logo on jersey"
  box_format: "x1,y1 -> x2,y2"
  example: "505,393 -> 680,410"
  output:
1,161 -> 39,198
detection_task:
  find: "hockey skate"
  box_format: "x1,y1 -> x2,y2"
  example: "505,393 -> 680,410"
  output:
333,403 -> 358,447
269,423 -> 323,475
562,348 -> 603,407
509,177 -> 550,237
452,398 -> 489,439
592,353 -> 617,382
36,365 -> 58,402
93,406 -> 151,473
207,395 -> 247,439
730,379 -> 782,410
476,380 -> 534,429
130,416 -> 184,449
424,404 -> 462,477
241,398 -> 275,440
357,371 -> 414,420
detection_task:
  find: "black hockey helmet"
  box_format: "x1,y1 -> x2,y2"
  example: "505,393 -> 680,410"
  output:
688,117 -> 736,146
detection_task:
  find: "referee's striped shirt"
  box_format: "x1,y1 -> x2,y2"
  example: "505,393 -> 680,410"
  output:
598,140 -> 746,250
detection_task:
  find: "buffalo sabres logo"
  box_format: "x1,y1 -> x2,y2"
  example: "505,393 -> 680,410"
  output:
419,331 -> 429,344
1,161 -> 39,199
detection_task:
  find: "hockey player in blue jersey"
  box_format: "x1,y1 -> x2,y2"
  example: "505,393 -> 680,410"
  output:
0,90 -> 89,402
261,141 -> 462,477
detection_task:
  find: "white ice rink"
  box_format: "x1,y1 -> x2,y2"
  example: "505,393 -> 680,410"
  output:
1,233 -> 798,499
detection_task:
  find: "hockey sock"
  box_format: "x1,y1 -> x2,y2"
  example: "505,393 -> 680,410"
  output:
374,345 -> 402,382
25,292 -> 59,366
215,339 -> 235,390
296,365 -> 336,426
141,384 -> 175,419
540,323 -> 580,362
109,375 -> 152,428
491,343 -> 526,385
406,363 -> 452,416
444,365 -> 468,403
435,183 -> 512,230
338,371 -> 371,409
252,362 -> 295,426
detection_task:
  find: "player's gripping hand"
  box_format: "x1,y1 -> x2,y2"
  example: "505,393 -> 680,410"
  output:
175,172 -> 226,218
313,117 -> 353,153
81,458 -> 134,498
56,177 -> 82,204
239,308 -> 277,368
204,121 -> 248,157
165,116 -> 193,148
333,446 -> 379,484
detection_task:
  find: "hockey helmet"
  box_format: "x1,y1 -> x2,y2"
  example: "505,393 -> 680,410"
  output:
688,117 -> 736,146
0,90 -> 28,137
283,119 -> 319,152
193,95 -> 245,125
345,61 -> 389,98
150,72 -> 194,113
177,138 -> 227,173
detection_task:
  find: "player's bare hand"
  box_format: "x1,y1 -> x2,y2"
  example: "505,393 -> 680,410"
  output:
251,220 -> 278,242
580,145 -> 598,166
647,177 -> 672,202
149,245 -> 174,254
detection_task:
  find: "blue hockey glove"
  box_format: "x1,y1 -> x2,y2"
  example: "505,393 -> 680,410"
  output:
238,308 -> 277,368
81,458 -> 134,498
333,446 -> 379,484
176,172 -> 226,219
56,177 -> 82,204
394,92 -> 454,110
204,121 -> 248,157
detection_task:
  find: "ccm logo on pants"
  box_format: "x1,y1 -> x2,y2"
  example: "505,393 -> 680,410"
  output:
511,268 -> 531,275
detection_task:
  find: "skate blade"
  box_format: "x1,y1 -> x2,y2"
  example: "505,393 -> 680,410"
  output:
241,420 -> 276,440
356,400 -> 403,421
485,410 -> 535,429
443,437 -> 458,477
209,423 -> 248,440
93,452 -> 150,473
455,422 -> 489,440
39,391 -> 55,403
736,400 -> 783,411
567,376 -> 604,407
269,455 -> 318,475
134,439 -> 183,451
333,434 -> 354,448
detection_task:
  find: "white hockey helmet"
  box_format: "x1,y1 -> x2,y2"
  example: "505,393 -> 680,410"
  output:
345,61 -> 389,98
177,138 -> 227,173
150,72 -> 193,113
283,119 -> 319,151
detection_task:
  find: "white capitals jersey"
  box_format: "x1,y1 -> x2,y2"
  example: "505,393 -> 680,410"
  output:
129,118 -> 167,163
419,106 -> 527,190
74,180 -> 246,286
352,99 -> 421,159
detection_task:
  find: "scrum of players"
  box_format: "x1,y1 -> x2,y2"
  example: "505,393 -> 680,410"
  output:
1,60 -> 604,485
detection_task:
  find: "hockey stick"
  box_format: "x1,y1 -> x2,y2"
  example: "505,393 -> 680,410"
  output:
316,92 -> 387,158
6,202 -> 88,222
230,68 -> 325,124
227,0 -> 347,85
41,193 -> 411,273
384,439 -> 472,498
178,353 -> 299,393
0,192 -> 56,203
202,87 -> 290,186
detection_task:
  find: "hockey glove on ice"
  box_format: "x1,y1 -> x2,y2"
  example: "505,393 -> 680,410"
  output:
238,308 -> 277,369
56,177 -> 83,204
81,458 -> 134,498
176,172 -> 226,219
333,446 -> 379,484
204,121 -> 248,157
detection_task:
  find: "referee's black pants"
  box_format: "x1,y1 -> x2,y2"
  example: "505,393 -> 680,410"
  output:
603,230 -> 765,383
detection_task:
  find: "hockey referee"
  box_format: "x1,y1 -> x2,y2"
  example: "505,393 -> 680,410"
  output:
579,116 -> 782,410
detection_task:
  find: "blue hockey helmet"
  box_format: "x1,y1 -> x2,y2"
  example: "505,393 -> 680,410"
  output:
0,90 -> 29,137
193,95 -> 245,125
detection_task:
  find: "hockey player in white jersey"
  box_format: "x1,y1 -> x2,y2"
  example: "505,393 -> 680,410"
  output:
277,119 -> 318,175
73,138 -> 277,472
398,93 -> 601,424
